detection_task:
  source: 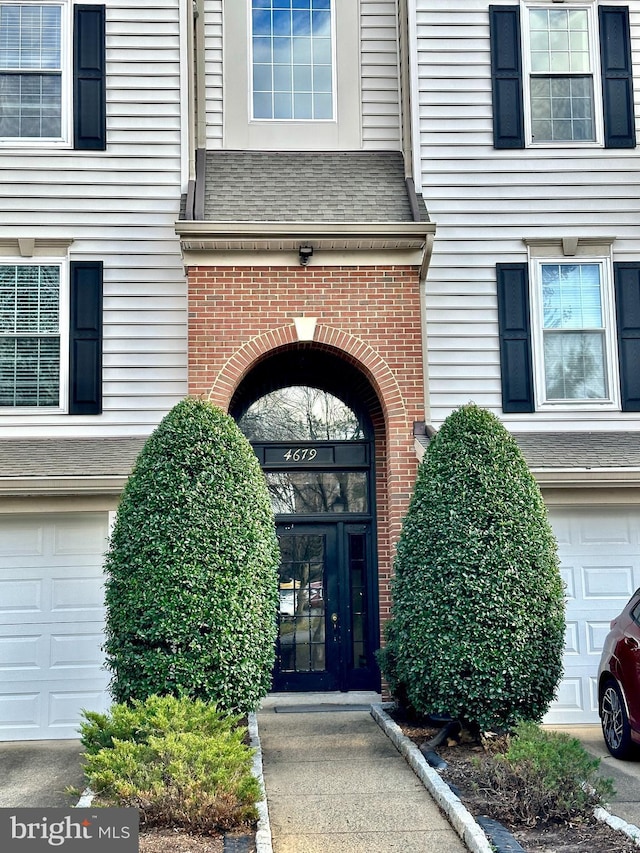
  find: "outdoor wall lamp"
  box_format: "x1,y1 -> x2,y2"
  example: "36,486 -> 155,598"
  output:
298,245 -> 314,266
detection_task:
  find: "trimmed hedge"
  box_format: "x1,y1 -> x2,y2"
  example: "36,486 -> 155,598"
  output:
104,398 -> 279,714
379,404 -> 566,730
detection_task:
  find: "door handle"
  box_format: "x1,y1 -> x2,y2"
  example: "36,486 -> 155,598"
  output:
331,612 -> 339,639
624,636 -> 640,650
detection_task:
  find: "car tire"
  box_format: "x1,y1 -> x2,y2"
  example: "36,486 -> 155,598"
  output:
600,678 -> 635,759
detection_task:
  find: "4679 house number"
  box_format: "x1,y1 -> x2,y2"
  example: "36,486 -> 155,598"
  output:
283,448 -> 318,461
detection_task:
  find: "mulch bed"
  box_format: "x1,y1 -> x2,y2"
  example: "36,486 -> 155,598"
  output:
392,711 -> 638,853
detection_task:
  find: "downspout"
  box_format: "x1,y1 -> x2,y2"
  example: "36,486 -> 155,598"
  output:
190,0 -> 207,220
397,0 -> 414,183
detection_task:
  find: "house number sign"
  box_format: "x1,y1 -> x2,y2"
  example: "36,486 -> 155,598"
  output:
263,445 -> 334,466
282,448 -> 318,461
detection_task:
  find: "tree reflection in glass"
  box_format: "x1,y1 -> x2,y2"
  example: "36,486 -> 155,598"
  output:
238,386 -> 365,441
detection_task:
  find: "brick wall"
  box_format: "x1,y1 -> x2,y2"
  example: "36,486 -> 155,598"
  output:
187,263 -> 425,663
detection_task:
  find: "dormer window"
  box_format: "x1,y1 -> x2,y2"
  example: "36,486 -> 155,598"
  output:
251,0 -> 334,121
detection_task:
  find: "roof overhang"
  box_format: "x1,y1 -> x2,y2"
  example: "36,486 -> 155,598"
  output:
0,476 -> 128,497
177,220 -> 435,270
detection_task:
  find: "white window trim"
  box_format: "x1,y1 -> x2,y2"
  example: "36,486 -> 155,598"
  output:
248,0 -> 338,123
0,0 -> 72,149
528,250 -> 619,411
0,257 -> 69,413
521,0 -> 604,148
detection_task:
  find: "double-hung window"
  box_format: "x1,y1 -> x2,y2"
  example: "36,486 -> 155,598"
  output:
0,257 -> 103,415
525,5 -> 597,144
531,259 -> 616,405
489,3 -> 635,149
0,1 -> 105,148
0,262 -> 64,408
251,0 -> 334,121
0,2 -> 64,140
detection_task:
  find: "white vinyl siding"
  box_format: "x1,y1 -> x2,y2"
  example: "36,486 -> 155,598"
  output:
361,0 -> 402,149
0,0 -> 188,436
415,0 -> 640,432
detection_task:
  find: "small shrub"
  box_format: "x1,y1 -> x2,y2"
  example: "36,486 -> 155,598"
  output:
468,722 -> 614,825
80,694 -> 239,754
80,696 -> 259,832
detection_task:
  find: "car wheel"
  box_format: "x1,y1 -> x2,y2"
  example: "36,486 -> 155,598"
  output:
600,679 -> 634,759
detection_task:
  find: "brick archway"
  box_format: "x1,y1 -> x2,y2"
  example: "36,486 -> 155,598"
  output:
206,322 -> 409,435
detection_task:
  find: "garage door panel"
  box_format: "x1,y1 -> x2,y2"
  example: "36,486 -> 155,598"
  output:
546,506 -> 640,725
0,522 -> 45,557
0,513 -> 110,740
1,568 -> 106,624
0,684 -> 111,740
0,624 -> 107,679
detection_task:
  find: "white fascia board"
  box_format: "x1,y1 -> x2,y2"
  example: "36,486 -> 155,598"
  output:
0,476 -> 128,497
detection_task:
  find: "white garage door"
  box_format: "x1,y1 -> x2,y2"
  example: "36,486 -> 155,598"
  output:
0,513 -> 111,741
544,506 -> 640,725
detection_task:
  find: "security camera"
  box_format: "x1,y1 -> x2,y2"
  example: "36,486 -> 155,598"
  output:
298,245 -> 314,266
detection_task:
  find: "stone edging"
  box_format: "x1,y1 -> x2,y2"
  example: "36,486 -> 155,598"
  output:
248,711 -> 273,853
594,806 -> 640,846
372,703 -> 640,853
370,703 -> 494,853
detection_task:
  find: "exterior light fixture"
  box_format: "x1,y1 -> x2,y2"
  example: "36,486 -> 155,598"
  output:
298,245 -> 314,266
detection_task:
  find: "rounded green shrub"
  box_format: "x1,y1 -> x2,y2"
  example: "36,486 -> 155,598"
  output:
104,398 -> 280,714
379,403 -> 565,731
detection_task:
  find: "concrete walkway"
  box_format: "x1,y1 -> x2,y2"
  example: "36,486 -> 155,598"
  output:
258,693 -> 467,853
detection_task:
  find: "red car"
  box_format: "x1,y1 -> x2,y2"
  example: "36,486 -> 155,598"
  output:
598,588 -> 640,759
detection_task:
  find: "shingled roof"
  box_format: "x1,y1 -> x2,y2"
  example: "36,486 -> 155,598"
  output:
0,438 -> 145,480
195,150 -> 429,223
2,432 -> 639,490
414,431 -> 640,473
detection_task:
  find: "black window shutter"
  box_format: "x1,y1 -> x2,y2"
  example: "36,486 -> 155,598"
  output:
496,263 -> 534,413
69,261 -> 103,415
73,5 -> 106,150
599,6 -> 636,149
489,5 -> 525,149
614,263 -> 640,411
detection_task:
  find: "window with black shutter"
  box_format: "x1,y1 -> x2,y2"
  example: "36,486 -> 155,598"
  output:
489,4 -> 635,149
0,2 -> 105,149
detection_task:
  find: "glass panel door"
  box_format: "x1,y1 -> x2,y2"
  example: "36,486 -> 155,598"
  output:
274,525 -> 340,691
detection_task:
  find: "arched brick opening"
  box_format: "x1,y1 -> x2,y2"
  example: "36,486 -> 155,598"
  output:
187,263 -> 426,675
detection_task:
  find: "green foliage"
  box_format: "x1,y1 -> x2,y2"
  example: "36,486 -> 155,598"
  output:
80,696 -> 259,832
79,694 -> 240,755
469,722 -> 614,824
104,398 -> 280,714
379,403 -> 566,730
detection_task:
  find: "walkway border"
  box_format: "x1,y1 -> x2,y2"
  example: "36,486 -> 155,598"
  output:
371,703 -> 493,853
248,711 -> 273,853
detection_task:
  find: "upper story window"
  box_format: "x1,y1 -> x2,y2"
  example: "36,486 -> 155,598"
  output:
0,262 -> 64,407
0,1 -> 105,149
525,5 -> 597,143
251,0 -> 334,121
489,3 -> 635,150
0,2 -> 66,141
532,259 -> 616,405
